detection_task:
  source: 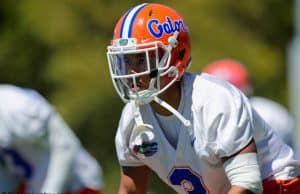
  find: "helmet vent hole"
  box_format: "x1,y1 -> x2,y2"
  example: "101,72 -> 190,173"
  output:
179,48 -> 186,60
149,10 -> 153,16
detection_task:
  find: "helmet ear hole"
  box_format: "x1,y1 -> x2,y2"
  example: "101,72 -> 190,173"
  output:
179,48 -> 186,60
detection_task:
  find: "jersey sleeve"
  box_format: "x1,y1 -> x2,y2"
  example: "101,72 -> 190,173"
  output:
115,103 -> 144,167
192,77 -> 253,164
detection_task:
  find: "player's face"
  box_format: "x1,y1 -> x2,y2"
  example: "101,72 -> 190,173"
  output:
126,54 -> 152,92
124,52 -> 159,92
109,46 -> 171,100
125,52 -> 156,74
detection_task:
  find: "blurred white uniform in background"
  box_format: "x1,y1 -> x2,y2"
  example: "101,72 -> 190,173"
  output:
0,84 -> 104,194
250,96 -> 295,147
203,59 -> 299,159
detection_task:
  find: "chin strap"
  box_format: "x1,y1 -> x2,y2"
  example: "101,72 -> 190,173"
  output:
132,95 -> 192,135
133,100 -> 151,128
130,96 -> 192,158
153,96 -> 192,135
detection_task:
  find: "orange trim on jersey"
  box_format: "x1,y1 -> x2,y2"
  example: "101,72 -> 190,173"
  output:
17,182 -> 26,194
77,188 -> 102,194
263,176 -> 300,194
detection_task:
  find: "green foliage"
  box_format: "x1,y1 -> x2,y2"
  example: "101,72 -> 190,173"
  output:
0,0 -> 293,193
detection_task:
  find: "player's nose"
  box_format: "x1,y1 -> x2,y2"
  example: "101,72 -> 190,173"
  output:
128,69 -> 137,75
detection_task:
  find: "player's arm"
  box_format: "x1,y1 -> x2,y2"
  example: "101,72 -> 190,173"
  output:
118,165 -> 151,194
40,111 -> 80,192
222,139 -> 262,194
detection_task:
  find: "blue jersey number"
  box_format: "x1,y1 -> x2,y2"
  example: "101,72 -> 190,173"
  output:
169,167 -> 208,194
0,148 -> 33,179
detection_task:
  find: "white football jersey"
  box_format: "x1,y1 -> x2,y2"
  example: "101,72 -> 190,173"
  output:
115,73 -> 300,194
0,85 -> 103,192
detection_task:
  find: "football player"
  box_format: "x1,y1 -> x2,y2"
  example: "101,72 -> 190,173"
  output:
106,3 -> 300,194
202,59 -> 298,157
0,84 -> 103,194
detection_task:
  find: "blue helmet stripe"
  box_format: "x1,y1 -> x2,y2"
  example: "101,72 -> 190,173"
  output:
121,3 -> 148,38
128,3 -> 148,37
119,10 -> 131,38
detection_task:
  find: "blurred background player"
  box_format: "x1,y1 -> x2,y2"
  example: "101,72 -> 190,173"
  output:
0,84 -> 104,193
202,59 -> 297,153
